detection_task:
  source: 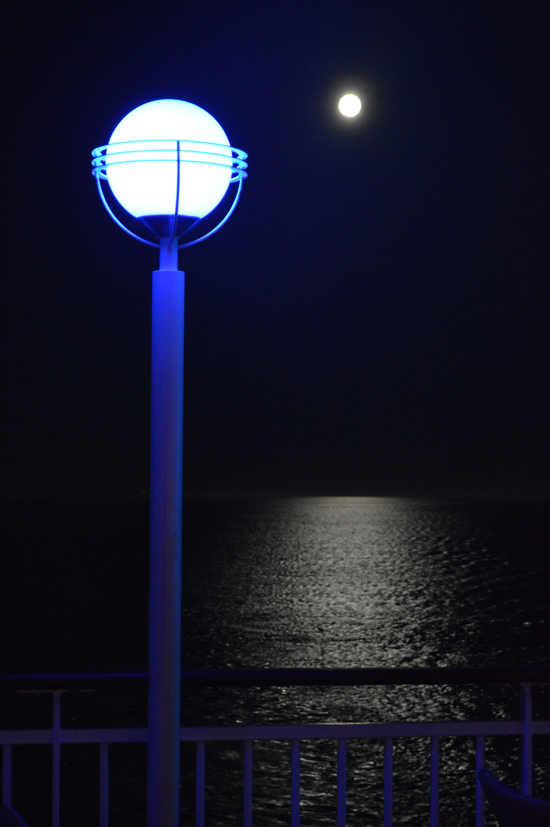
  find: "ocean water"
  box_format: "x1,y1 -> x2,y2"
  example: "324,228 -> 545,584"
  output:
1,496 -> 549,826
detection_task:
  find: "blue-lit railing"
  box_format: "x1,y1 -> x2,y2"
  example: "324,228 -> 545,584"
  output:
1,668 -> 549,827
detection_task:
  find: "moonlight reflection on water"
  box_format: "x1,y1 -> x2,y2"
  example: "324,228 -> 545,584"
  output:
184,497 -> 549,679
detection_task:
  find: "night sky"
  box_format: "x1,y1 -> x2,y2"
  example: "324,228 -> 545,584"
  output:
3,0 -> 549,499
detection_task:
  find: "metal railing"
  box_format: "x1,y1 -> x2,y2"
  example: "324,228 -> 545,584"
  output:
1,667 -> 549,827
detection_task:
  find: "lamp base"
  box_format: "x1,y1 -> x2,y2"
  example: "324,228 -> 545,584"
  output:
139,214 -> 201,238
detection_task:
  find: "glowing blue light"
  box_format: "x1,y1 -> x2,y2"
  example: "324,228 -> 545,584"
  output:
105,99 -> 233,219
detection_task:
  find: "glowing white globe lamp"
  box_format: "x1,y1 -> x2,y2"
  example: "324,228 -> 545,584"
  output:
91,100 -> 247,827
107,100 -> 232,226
338,93 -> 362,118
92,98 -> 248,257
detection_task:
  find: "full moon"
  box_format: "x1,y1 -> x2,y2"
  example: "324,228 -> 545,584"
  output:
338,93 -> 361,118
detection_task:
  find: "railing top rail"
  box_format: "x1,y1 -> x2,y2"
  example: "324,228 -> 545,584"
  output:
178,667 -> 550,687
4,720 -> 550,746
0,672 -> 148,691
0,666 -> 549,691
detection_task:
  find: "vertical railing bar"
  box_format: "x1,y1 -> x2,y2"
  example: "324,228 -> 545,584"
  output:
430,736 -> 440,827
2,745 -> 12,807
52,690 -> 62,827
244,740 -> 253,827
196,741 -> 205,827
384,737 -> 393,827
475,735 -> 485,827
520,683 -> 533,795
291,740 -> 300,827
337,738 -> 346,827
99,743 -> 109,827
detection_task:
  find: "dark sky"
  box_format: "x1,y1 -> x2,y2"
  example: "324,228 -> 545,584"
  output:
3,0 -> 549,498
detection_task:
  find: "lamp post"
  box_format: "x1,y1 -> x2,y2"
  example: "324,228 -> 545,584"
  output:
92,99 -> 248,827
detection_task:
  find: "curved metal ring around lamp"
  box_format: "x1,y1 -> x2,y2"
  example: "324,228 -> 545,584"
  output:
91,139 -> 248,249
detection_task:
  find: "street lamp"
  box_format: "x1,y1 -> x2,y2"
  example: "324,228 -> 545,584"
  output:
91,99 -> 248,827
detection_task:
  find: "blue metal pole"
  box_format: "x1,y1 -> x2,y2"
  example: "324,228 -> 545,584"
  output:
147,237 -> 184,827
